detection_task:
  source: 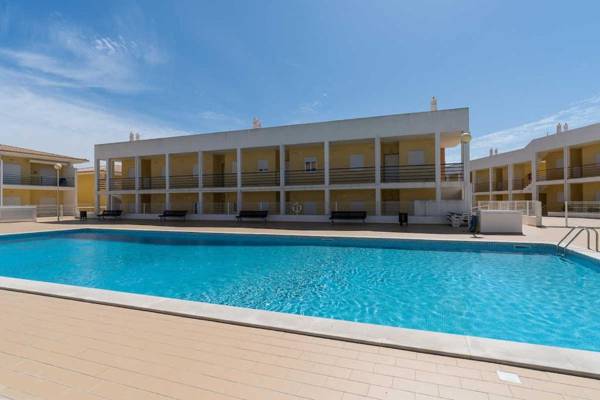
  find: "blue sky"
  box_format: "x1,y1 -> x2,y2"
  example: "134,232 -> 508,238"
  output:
0,0 -> 599,164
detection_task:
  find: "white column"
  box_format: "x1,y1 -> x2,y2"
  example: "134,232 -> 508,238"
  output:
164,154 -> 170,210
197,151 -> 203,188
374,137 -> 381,216
106,158 -> 112,194
134,157 -> 141,190
488,168 -> 493,200
165,153 -> 170,190
324,141 -> 330,186
93,159 -> 100,213
508,164 -> 514,201
279,145 -> 286,215
0,156 -> 4,207
324,189 -> 330,216
531,156 -> 538,201
134,157 -> 141,213
236,148 -> 242,211
563,146 -> 570,202
461,138 -> 471,211
434,131 -> 441,201
197,151 -> 203,215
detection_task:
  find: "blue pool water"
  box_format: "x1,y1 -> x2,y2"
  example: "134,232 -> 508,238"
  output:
0,229 -> 599,351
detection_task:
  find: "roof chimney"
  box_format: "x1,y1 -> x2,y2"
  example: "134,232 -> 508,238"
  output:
489,148 -> 494,156
563,122 -> 568,131
494,148 -> 498,155
129,131 -> 134,142
556,123 -> 562,134
135,132 -> 140,141
252,117 -> 262,129
430,96 -> 438,112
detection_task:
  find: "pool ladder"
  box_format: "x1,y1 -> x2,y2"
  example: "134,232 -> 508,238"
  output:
556,226 -> 600,255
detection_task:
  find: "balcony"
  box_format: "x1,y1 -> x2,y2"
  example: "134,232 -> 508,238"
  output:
330,167 -> 375,184
285,169 -> 325,186
169,175 -> 199,189
202,173 -> 237,188
109,177 -> 135,191
536,167 -> 563,181
98,179 -> 106,191
441,163 -> 464,182
140,176 -> 166,190
3,174 -> 75,187
512,178 -> 529,190
474,181 -> 489,192
492,180 -> 508,191
242,171 -> 280,187
569,163 -> 600,179
382,164 -> 435,183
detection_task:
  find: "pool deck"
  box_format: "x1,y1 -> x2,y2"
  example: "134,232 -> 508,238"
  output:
0,219 -> 599,399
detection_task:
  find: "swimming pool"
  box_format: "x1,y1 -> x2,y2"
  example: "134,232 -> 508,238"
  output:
1,229 -> 599,352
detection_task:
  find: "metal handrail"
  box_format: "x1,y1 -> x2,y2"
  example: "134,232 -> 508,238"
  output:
556,226 -> 599,255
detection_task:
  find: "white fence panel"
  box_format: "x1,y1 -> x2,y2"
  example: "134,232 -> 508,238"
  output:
0,206 -> 37,222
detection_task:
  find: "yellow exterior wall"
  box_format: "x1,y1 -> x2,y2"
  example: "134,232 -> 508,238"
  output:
170,154 -> 198,176
203,151 -> 236,174
381,188 -> 436,202
203,192 -> 237,203
380,138 -> 435,166
330,141 -> 374,168
538,150 -> 563,170
241,191 -> 279,203
539,184 -> 564,212
242,148 -> 279,172
77,172 -> 95,208
2,189 -> 30,205
475,169 -> 488,182
493,166 -> 507,183
512,193 -> 532,201
582,182 -> 600,201
2,156 -> 32,177
475,194 -> 491,203
170,193 -> 198,212
286,190 -> 324,203
398,138 -> 435,165
286,144 -> 323,171
2,189 -> 67,206
513,162 -> 531,179
581,143 -> 600,165
330,189 -> 375,203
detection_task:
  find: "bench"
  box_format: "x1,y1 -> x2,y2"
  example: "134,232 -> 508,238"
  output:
98,210 -> 122,220
236,210 -> 268,222
158,210 -> 188,222
447,212 -> 469,228
329,211 -> 367,223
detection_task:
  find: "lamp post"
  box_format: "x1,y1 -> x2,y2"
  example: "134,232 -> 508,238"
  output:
54,163 -> 63,221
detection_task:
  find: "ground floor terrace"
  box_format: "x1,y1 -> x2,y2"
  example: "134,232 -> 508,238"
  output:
102,186 -> 466,223
0,219 -> 599,399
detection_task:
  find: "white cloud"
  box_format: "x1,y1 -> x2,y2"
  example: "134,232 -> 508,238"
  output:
0,23 -> 165,93
0,83 -> 185,167
471,95 -> 600,159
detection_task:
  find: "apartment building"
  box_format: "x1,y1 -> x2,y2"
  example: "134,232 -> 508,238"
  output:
471,123 -> 600,215
0,144 -> 86,216
94,107 -> 472,223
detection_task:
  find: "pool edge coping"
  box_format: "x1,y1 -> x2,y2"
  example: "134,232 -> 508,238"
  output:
1,225 -> 599,379
1,276 -> 599,380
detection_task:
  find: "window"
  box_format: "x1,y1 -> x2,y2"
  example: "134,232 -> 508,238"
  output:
304,157 -> 317,172
557,191 -> 564,202
257,159 -> 269,172
407,150 -> 425,166
350,154 -> 364,169
113,161 -> 123,176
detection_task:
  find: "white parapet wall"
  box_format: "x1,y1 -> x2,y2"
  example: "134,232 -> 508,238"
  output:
0,206 -> 37,222
479,210 -> 523,234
